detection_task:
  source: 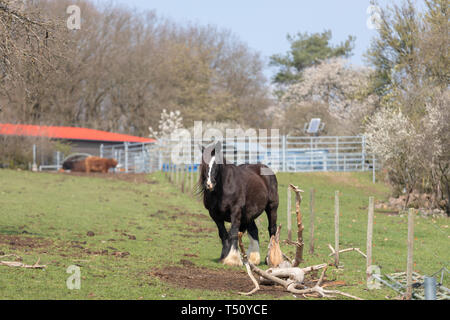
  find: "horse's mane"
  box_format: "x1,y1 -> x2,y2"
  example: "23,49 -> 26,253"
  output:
196,154 -> 227,197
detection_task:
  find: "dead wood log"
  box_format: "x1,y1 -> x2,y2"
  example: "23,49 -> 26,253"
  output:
0,255 -> 46,269
288,184 -> 304,267
327,245 -> 367,258
237,229 -> 362,299
238,232 -> 260,295
259,267 -> 305,285
267,225 -> 283,267
244,261 -> 363,300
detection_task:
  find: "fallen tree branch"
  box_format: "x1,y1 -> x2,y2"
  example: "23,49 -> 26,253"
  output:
267,225 -> 284,267
240,262 -> 260,296
238,234 -> 362,299
327,245 -> 367,258
0,256 -> 46,269
288,184 -> 304,267
236,181 -> 363,300
238,232 -> 260,296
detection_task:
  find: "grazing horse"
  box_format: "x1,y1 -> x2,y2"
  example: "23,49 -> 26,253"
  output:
85,157 -> 118,173
199,142 -> 279,266
63,156 -> 117,173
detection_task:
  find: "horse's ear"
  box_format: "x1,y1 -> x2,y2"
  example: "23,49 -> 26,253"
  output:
198,143 -> 205,153
214,141 -> 222,154
213,141 -> 223,164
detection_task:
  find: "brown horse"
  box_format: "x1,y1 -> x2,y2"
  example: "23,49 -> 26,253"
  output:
199,142 -> 279,266
63,156 -> 117,173
85,157 -> 118,173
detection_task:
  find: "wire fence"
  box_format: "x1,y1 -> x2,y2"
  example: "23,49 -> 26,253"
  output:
99,135 -> 379,178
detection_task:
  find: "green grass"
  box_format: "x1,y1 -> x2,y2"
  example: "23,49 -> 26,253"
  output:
0,169 -> 448,300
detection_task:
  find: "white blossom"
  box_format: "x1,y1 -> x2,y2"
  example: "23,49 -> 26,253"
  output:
149,109 -> 184,140
282,58 -> 377,128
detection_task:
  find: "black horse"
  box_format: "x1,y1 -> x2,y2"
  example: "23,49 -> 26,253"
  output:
199,142 -> 279,266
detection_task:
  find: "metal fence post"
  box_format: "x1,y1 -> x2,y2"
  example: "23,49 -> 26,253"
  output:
32,144 -> 37,172
158,144 -> 163,171
124,142 -> 129,173
336,137 -> 339,171
100,144 -> 104,158
424,276 -> 437,300
362,135 -> 366,171
56,151 -> 61,169
282,135 -> 286,172
372,154 -> 376,184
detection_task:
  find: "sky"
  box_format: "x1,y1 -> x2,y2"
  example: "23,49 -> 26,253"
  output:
107,0 -> 402,80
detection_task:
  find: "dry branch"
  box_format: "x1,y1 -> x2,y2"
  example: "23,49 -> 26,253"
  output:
244,261 -> 362,300
267,225 -> 283,267
327,246 -> 367,258
238,232 -> 361,299
0,255 -> 46,269
238,232 -> 260,296
288,184 -> 304,267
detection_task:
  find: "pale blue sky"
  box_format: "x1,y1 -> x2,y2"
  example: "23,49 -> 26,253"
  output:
107,0 -> 405,80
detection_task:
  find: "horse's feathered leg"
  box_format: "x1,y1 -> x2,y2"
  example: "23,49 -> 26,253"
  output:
222,207 -> 243,266
247,221 -> 260,265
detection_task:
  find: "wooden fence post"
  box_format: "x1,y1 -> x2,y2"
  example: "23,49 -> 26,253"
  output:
171,164 -> 175,184
366,196 -> 374,284
196,165 -> 200,185
287,187 -> 292,242
406,208 -> 415,300
309,188 -> 315,255
181,165 -> 185,193
334,190 -> 340,267
289,184 -> 304,267
190,165 -> 194,193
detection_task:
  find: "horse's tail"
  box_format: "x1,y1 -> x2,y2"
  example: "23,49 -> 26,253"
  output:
266,168 -> 279,205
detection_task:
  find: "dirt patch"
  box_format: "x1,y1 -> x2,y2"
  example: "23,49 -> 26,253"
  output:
150,262 -> 290,298
0,235 -> 52,249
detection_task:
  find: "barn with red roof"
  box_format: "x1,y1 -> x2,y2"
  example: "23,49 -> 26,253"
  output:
0,123 -> 155,156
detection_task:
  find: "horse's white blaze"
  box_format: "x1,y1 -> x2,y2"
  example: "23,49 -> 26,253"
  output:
206,156 -> 215,187
247,233 -> 260,265
222,247 -> 242,266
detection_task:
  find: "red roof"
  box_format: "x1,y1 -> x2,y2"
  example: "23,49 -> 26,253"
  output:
0,124 -> 155,143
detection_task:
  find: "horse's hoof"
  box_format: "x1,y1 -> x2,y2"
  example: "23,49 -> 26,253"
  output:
221,247 -> 243,267
248,252 -> 260,265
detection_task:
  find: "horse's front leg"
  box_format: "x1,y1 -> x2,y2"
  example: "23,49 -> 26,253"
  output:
222,207 -> 243,266
247,220 -> 260,265
212,218 -> 230,261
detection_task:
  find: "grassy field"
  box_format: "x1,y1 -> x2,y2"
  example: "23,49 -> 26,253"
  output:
0,169 -> 448,300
